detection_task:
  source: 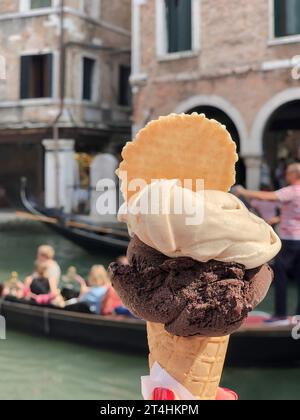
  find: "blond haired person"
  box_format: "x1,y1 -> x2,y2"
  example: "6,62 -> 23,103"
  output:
24,261 -> 61,306
65,265 -> 110,314
37,245 -> 61,285
87,265 -> 110,287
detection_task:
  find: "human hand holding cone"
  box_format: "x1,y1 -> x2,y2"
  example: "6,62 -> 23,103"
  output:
148,323 -> 229,400
110,113 -> 281,400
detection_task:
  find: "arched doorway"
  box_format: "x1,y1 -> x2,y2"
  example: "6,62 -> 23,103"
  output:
263,100 -> 300,189
187,105 -> 246,185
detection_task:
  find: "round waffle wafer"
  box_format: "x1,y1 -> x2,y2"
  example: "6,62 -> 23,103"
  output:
118,113 -> 238,201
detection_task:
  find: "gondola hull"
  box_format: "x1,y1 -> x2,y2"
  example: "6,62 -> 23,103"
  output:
0,300 -> 147,353
20,179 -> 129,254
1,300 -> 299,367
46,220 -> 129,255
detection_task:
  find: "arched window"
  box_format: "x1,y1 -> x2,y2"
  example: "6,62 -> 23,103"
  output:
263,100 -> 300,188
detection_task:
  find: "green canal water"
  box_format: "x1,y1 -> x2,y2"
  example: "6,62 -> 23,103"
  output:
0,220 -> 300,400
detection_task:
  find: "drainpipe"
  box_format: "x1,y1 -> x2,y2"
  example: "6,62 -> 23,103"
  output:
52,0 -> 65,209
49,5 -> 130,209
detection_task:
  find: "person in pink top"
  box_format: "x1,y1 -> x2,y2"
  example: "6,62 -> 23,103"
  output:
238,163 -> 300,323
250,185 -> 281,222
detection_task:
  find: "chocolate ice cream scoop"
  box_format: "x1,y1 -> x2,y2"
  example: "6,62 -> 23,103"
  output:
109,236 -> 274,337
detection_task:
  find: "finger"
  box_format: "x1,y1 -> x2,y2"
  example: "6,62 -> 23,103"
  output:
216,387 -> 238,401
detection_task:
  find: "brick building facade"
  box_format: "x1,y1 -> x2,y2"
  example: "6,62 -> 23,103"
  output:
131,0 -> 300,188
0,0 -> 131,204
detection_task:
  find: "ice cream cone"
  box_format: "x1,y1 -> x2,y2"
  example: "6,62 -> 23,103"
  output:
147,322 -> 229,400
112,114 -> 278,400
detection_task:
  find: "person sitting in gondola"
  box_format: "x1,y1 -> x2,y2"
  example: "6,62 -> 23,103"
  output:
59,266 -> 87,301
23,261 -> 63,307
0,283 -> 8,299
65,265 -> 110,314
101,285 -> 134,317
36,245 -> 61,286
4,271 -> 24,299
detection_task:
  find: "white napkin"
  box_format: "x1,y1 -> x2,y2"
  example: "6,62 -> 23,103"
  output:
141,362 -> 197,400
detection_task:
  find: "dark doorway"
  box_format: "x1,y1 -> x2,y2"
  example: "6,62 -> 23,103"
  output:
264,100 -> 300,189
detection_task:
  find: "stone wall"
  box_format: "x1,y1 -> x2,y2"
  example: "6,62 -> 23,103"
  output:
0,0 -> 131,128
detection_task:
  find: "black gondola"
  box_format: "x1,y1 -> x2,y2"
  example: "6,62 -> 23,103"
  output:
20,178 -> 129,255
1,299 -> 299,367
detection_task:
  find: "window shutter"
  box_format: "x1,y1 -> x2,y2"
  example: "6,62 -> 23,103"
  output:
166,0 -> 178,53
178,0 -> 192,52
274,0 -> 285,37
119,65 -> 132,107
165,0 -> 192,53
20,56 -> 31,99
83,58 -> 95,101
274,0 -> 300,38
285,0 -> 300,36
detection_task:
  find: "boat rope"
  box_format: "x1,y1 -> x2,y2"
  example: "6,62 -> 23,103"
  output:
43,309 -> 50,335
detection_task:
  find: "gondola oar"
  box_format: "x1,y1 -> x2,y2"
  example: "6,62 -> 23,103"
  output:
64,220 -> 129,238
16,211 -> 58,225
16,211 -> 129,239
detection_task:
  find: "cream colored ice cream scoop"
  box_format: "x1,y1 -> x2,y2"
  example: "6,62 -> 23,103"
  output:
118,180 -> 281,270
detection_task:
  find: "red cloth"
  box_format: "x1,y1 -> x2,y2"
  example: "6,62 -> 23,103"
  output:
34,293 -> 56,305
101,287 -> 123,315
23,286 -> 56,305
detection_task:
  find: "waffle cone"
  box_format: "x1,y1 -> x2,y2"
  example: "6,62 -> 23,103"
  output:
147,322 -> 229,400
118,113 -> 238,201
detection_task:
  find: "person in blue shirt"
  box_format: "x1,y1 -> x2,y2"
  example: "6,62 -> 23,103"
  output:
79,265 -> 110,314
65,265 -> 109,314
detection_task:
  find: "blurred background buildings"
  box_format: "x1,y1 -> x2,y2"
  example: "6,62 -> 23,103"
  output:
0,0 -> 300,211
0,0 -> 131,208
132,0 -> 300,190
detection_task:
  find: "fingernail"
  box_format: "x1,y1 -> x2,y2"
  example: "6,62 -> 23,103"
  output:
222,388 -> 238,400
153,387 -> 175,400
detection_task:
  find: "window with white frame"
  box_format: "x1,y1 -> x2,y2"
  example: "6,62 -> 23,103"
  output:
156,0 -> 200,58
274,0 -> 300,38
166,0 -> 192,53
